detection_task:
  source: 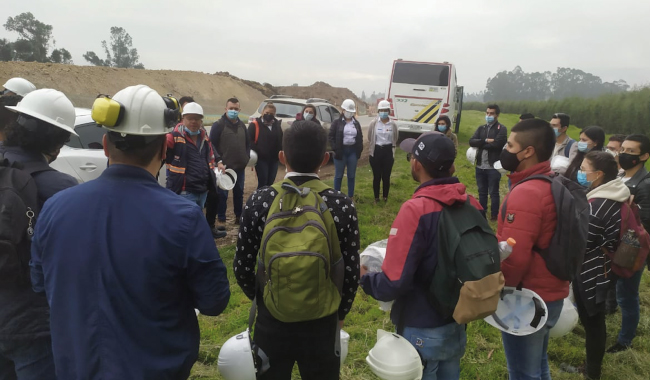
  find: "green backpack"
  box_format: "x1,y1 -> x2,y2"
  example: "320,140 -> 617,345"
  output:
257,178 -> 343,323
427,196 -> 504,324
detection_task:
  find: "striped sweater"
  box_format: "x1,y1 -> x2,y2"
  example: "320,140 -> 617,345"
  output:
575,178 -> 630,316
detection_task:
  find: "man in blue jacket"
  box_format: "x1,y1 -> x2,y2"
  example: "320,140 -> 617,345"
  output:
30,85 -> 231,380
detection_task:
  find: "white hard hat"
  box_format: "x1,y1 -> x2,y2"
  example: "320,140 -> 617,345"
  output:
340,329 -> 350,366
217,330 -> 257,380
3,77 -> 36,97
494,161 -> 508,175
247,150 -> 258,167
550,155 -> 570,173
95,85 -> 172,136
466,147 -> 478,165
366,329 -> 423,380
378,100 -> 391,110
549,298 -> 579,338
215,168 -> 238,190
5,89 -> 77,136
341,99 -> 356,113
182,102 -> 203,116
484,287 -> 549,336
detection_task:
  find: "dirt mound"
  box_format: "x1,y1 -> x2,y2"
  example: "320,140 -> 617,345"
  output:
275,82 -> 368,113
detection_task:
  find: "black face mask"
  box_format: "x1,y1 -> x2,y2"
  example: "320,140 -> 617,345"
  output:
619,153 -> 646,170
500,148 -> 524,172
263,114 -> 274,123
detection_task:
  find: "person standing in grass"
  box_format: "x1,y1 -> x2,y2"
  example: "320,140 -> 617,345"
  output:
564,126 -> 605,182
434,115 -> 458,152
367,100 -> 398,204
573,151 -> 628,379
361,133 -> 480,380
550,113 -> 578,169
234,120 -> 360,380
329,99 -> 363,198
248,102 -> 282,189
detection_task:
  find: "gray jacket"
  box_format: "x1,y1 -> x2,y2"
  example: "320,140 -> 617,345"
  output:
367,118 -> 398,157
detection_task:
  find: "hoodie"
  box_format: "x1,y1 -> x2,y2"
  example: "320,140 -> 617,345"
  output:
361,177 -> 482,330
576,178 -> 630,316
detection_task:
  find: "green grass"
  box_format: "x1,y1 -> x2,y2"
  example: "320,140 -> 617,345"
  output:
191,110 -> 650,379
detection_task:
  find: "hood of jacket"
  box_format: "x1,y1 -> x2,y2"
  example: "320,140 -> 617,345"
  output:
587,177 -> 631,201
413,177 -> 472,206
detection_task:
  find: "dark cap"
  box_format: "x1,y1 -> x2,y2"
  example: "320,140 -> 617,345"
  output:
399,132 -> 456,173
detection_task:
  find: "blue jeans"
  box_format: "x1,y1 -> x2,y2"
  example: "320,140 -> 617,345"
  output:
402,323 -> 467,380
217,168 -> 245,221
180,190 -> 208,208
0,337 -> 56,380
475,167 -> 501,218
501,299 -> 563,380
255,159 -> 279,189
616,268 -> 644,346
334,146 -> 358,197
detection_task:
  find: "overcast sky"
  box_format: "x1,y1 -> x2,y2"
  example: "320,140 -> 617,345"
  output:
2,0 -> 649,96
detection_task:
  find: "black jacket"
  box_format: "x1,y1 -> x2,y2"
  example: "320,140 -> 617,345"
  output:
626,167 -> 650,232
210,114 -> 251,171
469,122 -> 508,167
248,118 -> 283,162
328,117 -> 363,160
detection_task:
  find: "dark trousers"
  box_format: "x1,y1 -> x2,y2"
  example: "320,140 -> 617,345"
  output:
205,189 -> 219,227
475,167 -> 501,218
217,168 -> 245,221
369,145 -> 394,200
0,337 -> 56,380
255,159 -> 279,189
254,320 -> 339,380
574,289 -> 606,380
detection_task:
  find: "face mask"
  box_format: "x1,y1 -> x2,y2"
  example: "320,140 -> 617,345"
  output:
553,128 -> 561,137
486,115 -> 495,124
577,170 -> 593,188
619,153 -> 645,170
437,124 -> 448,133
263,114 -> 274,123
378,111 -> 389,119
303,112 -> 314,121
577,141 -> 590,152
344,111 -> 355,119
227,110 -> 239,119
499,148 -> 524,172
185,126 -> 201,136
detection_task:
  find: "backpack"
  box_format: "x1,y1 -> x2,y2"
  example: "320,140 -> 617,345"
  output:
428,196 -> 505,324
605,202 -> 650,278
256,178 -> 343,323
501,174 -> 589,281
0,153 -> 48,288
563,138 -> 576,157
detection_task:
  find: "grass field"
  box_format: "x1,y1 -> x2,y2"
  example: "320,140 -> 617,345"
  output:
190,110 -> 650,380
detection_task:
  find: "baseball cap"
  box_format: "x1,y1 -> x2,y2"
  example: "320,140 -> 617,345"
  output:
399,132 -> 456,173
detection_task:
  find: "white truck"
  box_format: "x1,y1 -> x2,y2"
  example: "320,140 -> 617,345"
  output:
387,59 -> 464,139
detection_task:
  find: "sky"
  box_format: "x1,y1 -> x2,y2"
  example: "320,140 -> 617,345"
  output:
2,0 -> 649,97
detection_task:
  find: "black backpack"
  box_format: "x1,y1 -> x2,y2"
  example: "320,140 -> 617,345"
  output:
0,153 -> 50,288
501,174 -> 589,281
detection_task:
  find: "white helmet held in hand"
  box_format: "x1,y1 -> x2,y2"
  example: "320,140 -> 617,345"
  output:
378,100 -> 391,110
218,330 -> 256,380
5,89 -> 77,136
181,102 -> 203,116
494,161 -> 508,174
341,99 -> 356,113
2,77 -> 36,97
549,297 -> 579,338
484,287 -> 548,336
466,147 -> 478,165
366,329 -> 423,380
215,168 -> 238,190
248,150 -> 258,167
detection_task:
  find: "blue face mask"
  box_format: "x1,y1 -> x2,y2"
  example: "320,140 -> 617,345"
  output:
486,115 -> 495,124
577,170 -> 592,188
553,128 -> 561,137
378,111 -> 389,119
437,124 -> 448,132
577,141 -> 590,152
185,127 -> 201,136
227,110 -> 239,120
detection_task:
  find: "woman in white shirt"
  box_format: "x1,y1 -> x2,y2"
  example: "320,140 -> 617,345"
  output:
367,100 -> 398,203
328,99 -> 363,197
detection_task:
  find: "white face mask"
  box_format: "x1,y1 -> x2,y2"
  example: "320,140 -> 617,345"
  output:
344,111 -> 355,119
303,112 -> 314,121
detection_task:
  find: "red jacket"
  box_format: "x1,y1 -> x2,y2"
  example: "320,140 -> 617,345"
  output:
497,161 -> 569,302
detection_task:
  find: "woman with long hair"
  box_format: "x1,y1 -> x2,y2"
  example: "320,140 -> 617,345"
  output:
564,126 -> 605,181
295,104 -> 321,126
434,115 -> 458,152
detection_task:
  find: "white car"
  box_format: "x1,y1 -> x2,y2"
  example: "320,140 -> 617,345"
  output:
50,108 -> 167,186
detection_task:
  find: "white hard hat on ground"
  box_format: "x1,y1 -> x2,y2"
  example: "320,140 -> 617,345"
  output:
217,330 -> 256,380
2,77 -> 36,97
181,102 -> 203,116
484,287 -> 549,336
247,150 -> 258,167
466,147 -> 478,164
366,329 -> 423,380
378,100 -> 390,110
549,297 -> 579,338
215,168 -> 238,190
341,99 -> 356,113
5,89 -> 77,136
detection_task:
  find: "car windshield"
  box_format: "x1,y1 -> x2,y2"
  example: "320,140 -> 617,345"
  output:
257,101 -> 305,118
392,62 -> 450,87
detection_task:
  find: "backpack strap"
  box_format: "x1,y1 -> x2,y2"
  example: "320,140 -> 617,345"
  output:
253,119 -> 261,145
564,139 -> 575,157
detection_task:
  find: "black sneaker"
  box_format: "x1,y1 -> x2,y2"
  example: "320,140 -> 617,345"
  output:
215,225 -> 226,231
606,342 -> 631,353
211,228 -> 227,239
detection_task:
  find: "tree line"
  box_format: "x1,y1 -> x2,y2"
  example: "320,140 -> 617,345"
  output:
0,12 -> 145,69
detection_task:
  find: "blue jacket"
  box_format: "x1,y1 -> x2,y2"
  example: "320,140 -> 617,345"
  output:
360,177 -> 482,330
30,164 -> 230,380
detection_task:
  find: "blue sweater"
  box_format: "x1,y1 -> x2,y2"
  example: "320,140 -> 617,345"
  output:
31,164 -> 230,380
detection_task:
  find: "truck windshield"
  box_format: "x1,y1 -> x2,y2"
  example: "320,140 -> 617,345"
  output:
392,62 -> 450,87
